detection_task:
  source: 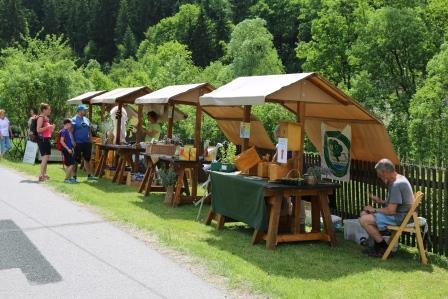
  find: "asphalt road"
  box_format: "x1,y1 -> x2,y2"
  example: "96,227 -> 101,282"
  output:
0,166 -> 228,299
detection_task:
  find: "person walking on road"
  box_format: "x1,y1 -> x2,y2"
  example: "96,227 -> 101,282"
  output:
0,109 -> 13,158
72,104 -> 97,182
36,103 -> 55,182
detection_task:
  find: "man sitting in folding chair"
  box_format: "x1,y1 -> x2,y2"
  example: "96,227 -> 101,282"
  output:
359,158 -> 414,257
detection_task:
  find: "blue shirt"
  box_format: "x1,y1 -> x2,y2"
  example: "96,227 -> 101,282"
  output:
61,129 -> 73,149
71,116 -> 90,143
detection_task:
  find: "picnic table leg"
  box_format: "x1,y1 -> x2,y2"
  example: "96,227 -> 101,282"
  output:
266,193 -> 282,250
291,196 -> 302,234
319,192 -> 336,246
95,150 -> 106,177
251,230 -> 263,245
144,166 -> 156,197
205,208 -> 215,225
112,157 -> 123,183
191,165 -> 198,199
139,160 -> 151,193
311,196 -> 321,233
182,168 -> 190,197
217,214 -> 226,230
172,168 -> 185,207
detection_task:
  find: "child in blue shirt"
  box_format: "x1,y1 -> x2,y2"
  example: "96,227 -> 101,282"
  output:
60,119 -> 78,184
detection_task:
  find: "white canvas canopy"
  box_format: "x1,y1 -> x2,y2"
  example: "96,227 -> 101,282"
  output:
67,91 -> 106,105
135,83 -> 274,149
91,87 -> 151,104
135,83 -> 209,105
200,73 -> 398,163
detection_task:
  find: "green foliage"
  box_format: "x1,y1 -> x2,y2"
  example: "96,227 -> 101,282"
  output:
227,18 -> 284,76
408,42 -> 448,162
0,0 -> 28,48
0,35 -> 90,129
158,165 -> 177,187
220,142 -> 237,164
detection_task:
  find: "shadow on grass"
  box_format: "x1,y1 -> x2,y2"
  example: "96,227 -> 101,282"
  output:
206,225 -> 442,281
131,195 -> 447,282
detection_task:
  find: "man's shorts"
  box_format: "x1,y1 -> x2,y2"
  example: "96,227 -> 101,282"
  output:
74,142 -> 92,163
374,212 -> 399,231
62,149 -> 75,166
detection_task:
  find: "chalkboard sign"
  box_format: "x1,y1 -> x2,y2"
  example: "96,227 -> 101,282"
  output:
23,140 -> 38,165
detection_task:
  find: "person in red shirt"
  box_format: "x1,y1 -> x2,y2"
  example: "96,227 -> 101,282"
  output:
36,103 -> 55,182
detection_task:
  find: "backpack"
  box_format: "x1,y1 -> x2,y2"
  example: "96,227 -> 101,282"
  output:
55,129 -> 63,151
29,116 -> 42,142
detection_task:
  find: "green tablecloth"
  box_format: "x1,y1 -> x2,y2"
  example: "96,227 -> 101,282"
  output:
210,172 -> 268,231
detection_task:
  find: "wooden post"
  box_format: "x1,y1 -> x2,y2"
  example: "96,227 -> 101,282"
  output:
242,105 -> 251,151
100,104 -> 105,122
115,103 -> 122,145
88,103 -> 93,121
167,103 -> 174,138
194,106 -> 202,160
297,102 -> 306,174
136,104 -> 143,143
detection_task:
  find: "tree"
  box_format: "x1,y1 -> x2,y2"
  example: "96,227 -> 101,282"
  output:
42,0 -> 59,34
227,18 -> 284,76
351,7 -> 435,152
114,0 -> 129,44
296,0 -> 363,89
0,35 -> 91,128
117,25 -> 137,59
228,0 -> 256,23
250,0 -> 302,72
408,42 -> 448,162
0,0 -> 28,48
189,8 -> 214,67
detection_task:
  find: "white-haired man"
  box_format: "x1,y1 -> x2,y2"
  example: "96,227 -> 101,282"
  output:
359,158 -> 414,257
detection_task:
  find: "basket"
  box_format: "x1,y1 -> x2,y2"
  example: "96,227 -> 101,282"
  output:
268,163 -> 289,181
235,147 -> 261,172
278,169 -> 304,185
146,143 -> 176,156
257,162 -> 270,178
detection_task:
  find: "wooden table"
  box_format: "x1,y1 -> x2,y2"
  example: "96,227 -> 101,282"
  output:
139,154 -> 201,207
206,177 -> 339,250
95,144 -> 116,178
110,145 -> 144,184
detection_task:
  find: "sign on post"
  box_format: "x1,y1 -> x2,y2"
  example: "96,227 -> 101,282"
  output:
321,123 -> 351,181
23,140 -> 38,165
276,138 -> 288,164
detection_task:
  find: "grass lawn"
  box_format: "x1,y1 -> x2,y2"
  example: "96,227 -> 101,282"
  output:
1,159 -> 448,299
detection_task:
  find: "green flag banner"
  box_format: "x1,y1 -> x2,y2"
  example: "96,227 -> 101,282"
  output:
321,123 -> 351,182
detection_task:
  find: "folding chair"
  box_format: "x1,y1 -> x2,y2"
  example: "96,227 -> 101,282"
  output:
382,191 -> 428,264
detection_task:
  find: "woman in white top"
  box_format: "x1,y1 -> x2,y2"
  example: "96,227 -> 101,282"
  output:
0,109 -> 13,157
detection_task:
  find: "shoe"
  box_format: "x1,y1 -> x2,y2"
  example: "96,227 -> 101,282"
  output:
44,175 -> 50,180
71,178 -> 79,183
38,175 -> 45,182
64,178 -> 76,184
362,246 -> 376,255
87,175 -> 98,181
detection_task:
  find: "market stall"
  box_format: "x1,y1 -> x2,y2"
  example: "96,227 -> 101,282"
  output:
90,87 -> 151,182
135,83 -> 275,206
199,72 -> 398,249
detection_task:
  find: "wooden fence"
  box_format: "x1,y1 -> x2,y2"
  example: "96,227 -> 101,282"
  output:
304,154 -> 448,257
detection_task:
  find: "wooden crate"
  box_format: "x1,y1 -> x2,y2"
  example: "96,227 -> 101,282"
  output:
146,143 -> 176,156
278,121 -> 302,151
235,147 -> 260,172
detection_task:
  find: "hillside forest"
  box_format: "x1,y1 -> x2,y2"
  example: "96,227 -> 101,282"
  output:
0,0 -> 447,162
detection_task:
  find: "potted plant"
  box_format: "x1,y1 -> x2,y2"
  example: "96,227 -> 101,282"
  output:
304,166 -> 330,185
158,164 -> 177,205
220,142 -> 237,172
